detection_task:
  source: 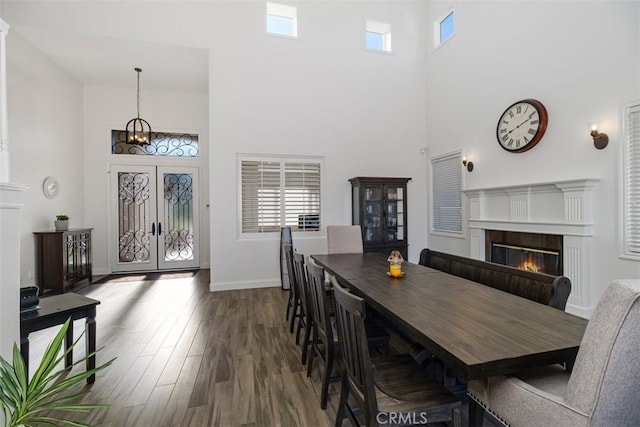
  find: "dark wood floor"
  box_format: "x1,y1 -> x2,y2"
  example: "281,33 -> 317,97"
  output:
27,269 -> 500,427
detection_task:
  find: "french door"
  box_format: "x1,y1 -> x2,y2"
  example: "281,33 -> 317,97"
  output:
110,165 -> 200,272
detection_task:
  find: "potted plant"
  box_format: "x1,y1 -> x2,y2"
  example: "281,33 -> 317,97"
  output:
55,215 -> 69,231
0,319 -> 114,427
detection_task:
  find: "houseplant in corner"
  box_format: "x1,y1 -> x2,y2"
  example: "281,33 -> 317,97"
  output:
0,319 -> 114,427
54,215 -> 69,231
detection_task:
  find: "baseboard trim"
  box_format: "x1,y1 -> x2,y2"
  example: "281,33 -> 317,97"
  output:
210,278 -> 281,292
565,303 -> 593,319
93,267 -> 110,276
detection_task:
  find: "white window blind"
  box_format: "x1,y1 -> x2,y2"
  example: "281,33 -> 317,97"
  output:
284,162 -> 321,231
241,157 -> 321,234
624,104 -> 640,256
241,160 -> 281,233
431,153 -> 462,234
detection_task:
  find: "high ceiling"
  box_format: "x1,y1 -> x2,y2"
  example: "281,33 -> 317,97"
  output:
13,25 -> 209,94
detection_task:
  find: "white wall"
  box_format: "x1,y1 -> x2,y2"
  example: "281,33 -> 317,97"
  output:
7,30 -> 84,286
208,1 -> 429,289
425,1 -> 640,307
12,1 -> 634,311
7,28 -> 210,284
4,1 -> 430,291
83,85 -> 210,275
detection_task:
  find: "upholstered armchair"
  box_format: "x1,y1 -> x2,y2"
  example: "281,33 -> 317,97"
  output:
468,279 -> 640,427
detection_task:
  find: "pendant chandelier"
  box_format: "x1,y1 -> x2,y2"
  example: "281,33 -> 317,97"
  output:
125,67 -> 151,145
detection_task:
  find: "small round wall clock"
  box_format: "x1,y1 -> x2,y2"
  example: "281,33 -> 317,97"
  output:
496,99 -> 548,153
42,176 -> 59,199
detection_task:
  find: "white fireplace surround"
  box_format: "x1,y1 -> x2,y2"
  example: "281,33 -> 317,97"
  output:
463,178 -> 600,318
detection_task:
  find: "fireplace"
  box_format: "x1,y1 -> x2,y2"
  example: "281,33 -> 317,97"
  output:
486,230 -> 563,276
464,178 -> 599,317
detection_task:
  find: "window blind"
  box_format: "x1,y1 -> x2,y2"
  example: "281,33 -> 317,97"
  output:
625,104 -> 640,255
432,153 -> 462,234
241,157 -> 321,234
284,161 -> 321,231
241,160 -> 281,233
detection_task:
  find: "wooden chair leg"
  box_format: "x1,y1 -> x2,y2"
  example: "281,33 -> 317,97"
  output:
285,291 -> 293,321
468,397 -> 485,427
320,347 -> 334,409
301,320 -> 312,365
451,407 -> 461,427
334,377 -> 350,427
295,313 -> 304,345
289,299 -> 299,333
307,328 -> 316,378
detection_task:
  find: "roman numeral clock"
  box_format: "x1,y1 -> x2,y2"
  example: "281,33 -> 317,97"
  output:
496,99 -> 548,152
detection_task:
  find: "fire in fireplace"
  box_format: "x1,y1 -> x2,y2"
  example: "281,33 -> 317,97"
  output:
486,230 -> 563,276
491,243 -> 561,276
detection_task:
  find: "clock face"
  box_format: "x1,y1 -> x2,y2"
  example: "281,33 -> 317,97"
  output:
43,176 -> 59,199
496,99 -> 548,153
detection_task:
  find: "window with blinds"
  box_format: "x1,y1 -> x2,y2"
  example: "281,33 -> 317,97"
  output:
431,152 -> 463,234
240,157 -> 322,234
624,103 -> 640,257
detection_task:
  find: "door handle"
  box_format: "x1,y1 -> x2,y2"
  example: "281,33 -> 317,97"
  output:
151,222 -> 156,236
158,222 -> 162,235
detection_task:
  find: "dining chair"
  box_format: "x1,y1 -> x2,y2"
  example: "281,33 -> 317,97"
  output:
284,243 -> 301,334
467,279 -> 640,427
306,260 -> 340,409
331,278 -> 461,427
292,251 -> 313,365
327,225 -> 364,254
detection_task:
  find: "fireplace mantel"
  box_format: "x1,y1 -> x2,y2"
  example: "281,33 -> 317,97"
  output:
463,178 -> 600,318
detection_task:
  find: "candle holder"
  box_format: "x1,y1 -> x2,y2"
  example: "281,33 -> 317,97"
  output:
387,250 -> 405,277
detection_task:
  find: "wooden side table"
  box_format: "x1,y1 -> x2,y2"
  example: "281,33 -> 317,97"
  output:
20,293 -> 100,384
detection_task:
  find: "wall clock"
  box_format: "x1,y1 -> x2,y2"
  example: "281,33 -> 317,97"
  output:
42,176 -> 59,199
496,99 -> 548,153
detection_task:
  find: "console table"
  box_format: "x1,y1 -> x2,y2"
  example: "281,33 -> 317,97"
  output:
20,293 -> 100,384
34,228 -> 93,295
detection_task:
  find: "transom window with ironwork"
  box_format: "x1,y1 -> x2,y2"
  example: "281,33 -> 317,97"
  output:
111,130 -> 199,157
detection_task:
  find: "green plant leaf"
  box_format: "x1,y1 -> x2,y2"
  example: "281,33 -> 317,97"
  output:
27,319 -> 70,396
28,359 -> 114,410
0,317 -> 115,427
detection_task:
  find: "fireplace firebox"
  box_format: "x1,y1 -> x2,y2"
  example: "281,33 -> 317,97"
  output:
486,231 -> 563,276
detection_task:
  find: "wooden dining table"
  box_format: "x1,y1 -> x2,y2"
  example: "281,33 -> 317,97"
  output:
311,252 -> 589,426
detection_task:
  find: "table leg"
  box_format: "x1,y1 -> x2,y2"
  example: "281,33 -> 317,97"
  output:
20,334 -> 29,377
65,321 -> 73,370
468,397 -> 485,427
86,316 -> 96,384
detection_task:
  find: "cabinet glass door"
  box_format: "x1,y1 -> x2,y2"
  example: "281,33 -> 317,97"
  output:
363,186 -> 383,243
385,186 -> 404,242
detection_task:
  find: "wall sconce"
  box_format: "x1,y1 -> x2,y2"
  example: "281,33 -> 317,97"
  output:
462,157 -> 474,172
590,124 -> 609,150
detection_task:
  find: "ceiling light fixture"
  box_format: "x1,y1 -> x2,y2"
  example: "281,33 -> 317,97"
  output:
125,67 -> 151,145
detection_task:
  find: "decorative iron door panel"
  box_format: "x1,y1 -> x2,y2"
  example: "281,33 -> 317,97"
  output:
110,165 -> 199,273
111,165 -> 158,272
157,167 -> 200,270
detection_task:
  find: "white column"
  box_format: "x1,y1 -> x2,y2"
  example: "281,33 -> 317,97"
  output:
0,19 -> 9,182
0,183 -> 28,359
0,17 -> 27,360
